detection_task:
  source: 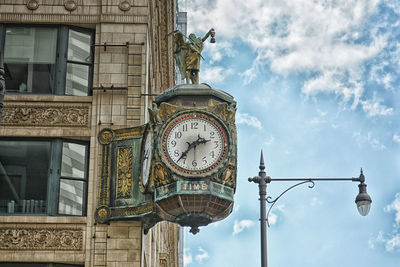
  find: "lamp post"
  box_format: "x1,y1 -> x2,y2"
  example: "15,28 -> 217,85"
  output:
248,151 -> 372,267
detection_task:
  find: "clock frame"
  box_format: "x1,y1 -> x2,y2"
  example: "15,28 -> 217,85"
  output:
159,111 -> 230,178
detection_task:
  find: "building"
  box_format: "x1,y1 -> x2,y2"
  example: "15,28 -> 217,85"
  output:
0,0 -> 184,266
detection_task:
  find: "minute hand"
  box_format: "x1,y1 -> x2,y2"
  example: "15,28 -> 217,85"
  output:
177,140 -> 197,162
177,135 -> 210,162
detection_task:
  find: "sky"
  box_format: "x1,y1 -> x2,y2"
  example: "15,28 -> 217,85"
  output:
178,0 -> 400,266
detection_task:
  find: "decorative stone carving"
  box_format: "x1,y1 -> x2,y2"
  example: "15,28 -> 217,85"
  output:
26,0 -> 39,10
153,163 -> 172,187
95,205 -> 111,224
119,1 -> 131,11
116,146 -> 134,199
220,165 -> 236,188
1,105 -> 89,127
64,0 -> 77,11
110,203 -> 153,218
0,227 -> 83,250
99,129 -> 115,145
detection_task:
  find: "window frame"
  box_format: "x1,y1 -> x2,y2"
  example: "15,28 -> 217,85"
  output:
0,24 -> 94,96
0,138 -> 89,216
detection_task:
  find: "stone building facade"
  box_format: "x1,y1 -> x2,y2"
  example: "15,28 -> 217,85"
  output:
0,0 -> 182,266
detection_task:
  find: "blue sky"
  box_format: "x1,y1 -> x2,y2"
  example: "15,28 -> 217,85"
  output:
179,0 -> 400,266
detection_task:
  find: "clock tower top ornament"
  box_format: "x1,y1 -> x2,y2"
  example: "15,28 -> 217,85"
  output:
172,28 -> 215,84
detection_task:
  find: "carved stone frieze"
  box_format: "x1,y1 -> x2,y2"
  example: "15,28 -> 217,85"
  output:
1,105 -> 89,127
0,14 -> 147,25
0,227 -> 83,250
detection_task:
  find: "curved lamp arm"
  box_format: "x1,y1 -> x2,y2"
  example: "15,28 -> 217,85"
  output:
265,180 -> 315,227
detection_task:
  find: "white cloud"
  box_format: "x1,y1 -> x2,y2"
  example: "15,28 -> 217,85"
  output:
264,135 -> 275,146
353,132 -> 386,150
200,66 -> 233,84
370,193 -> 400,252
233,219 -> 255,235
195,247 -> 210,264
184,248 -> 193,266
384,193 -> 400,225
204,41 -> 236,64
311,197 -> 323,207
268,212 -> 278,226
184,0 -> 388,114
394,134 -> 400,144
360,98 -> 394,117
302,68 -> 364,109
236,112 -> 262,129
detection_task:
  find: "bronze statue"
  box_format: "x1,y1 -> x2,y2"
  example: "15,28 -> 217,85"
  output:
173,28 -> 215,84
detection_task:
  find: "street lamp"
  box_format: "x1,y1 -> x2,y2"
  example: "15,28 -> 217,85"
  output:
248,151 -> 372,267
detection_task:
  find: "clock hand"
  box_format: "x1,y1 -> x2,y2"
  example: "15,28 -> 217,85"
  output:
143,149 -> 149,160
176,135 -> 211,162
196,134 -> 210,145
177,140 -> 197,162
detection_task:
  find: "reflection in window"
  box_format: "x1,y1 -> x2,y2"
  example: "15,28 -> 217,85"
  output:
68,30 -> 92,63
59,141 -> 87,216
61,142 -> 86,179
66,63 -> 89,96
4,27 -> 57,94
65,29 -> 92,96
59,179 -> 84,216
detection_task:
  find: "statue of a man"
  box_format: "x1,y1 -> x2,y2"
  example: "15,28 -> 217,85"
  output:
173,29 -> 215,84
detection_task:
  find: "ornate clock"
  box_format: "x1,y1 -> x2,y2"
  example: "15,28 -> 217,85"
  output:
160,112 -> 228,177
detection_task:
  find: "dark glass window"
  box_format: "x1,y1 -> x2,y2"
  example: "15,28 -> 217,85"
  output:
0,139 -> 88,216
4,27 -> 57,94
1,25 -> 94,96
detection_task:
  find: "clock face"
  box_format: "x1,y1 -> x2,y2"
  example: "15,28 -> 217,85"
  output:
161,113 -> 228,176
141,131 -> 152,186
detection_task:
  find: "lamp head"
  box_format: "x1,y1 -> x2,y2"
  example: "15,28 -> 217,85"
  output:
210,29 -> 216,43
355,169 -> 371,216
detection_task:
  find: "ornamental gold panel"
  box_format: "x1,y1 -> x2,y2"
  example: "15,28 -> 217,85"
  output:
116,146 -> 134,199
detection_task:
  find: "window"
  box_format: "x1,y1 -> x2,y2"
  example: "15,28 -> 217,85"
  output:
0,25 -> 94,96
0,139 -> 88,216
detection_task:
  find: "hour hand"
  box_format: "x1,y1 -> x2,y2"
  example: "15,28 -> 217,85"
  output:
196,134 -> 210,145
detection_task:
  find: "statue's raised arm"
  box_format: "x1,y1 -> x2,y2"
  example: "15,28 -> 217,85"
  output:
172,28 -> 216,84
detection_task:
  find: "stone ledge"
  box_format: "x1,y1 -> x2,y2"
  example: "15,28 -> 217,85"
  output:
0,13 -> 148,24
4,94 -> 92,103
0,216 -> 87,224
